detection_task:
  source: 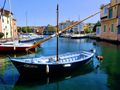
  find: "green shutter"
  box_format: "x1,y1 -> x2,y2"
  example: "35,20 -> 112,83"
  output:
111,24 -> 114,32
109,8 -> 113,19
104,25 -> 106,32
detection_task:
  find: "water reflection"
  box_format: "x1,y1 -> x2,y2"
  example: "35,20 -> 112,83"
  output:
1,38 -> 120,90
0,58 -> 19,90
97,41 -> 120,90
13,61 -> 94,90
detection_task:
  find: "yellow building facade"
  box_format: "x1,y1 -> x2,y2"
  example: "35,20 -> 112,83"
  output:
100,0 -> 120,41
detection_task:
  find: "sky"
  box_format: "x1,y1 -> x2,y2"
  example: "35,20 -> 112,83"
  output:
0,0 -> 110,26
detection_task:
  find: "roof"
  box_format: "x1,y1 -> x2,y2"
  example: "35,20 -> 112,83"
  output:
0,8 -> 13,15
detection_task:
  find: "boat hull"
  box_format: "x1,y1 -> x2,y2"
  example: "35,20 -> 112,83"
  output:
70,35 -> 88,39
0,46 -> 35,53
11,57 -> 92,76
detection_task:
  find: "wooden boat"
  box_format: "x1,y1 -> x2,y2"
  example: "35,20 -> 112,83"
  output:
0,41 -> 35,52
9,49 -> 95,74
9,5 -> 99,75
15,61 -> 94,85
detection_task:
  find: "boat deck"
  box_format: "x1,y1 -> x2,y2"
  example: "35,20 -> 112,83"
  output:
10,50 -> 95,65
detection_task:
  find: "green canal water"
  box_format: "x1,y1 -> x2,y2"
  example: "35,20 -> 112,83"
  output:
0,38 -> 120,90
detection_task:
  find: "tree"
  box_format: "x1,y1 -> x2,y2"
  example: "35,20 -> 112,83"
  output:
93,21 -> 101,32
0,32 -> 4,38
84,28 -> 91,33
44,24 -> 56,34
17,27 -> 33,33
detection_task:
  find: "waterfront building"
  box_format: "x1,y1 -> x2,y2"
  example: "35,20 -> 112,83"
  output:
37,26 -> 46,35
59,20 -> 84,34
31,26 -> 46,35
100,0 -> 120,41
96,25 -> 101,37
0,8 -> 17,39
86,23 -> 95,31
83,23 -> 95,33
44,25 -> 56,35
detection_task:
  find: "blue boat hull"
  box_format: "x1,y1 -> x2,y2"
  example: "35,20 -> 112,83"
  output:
11,57 -> 93,76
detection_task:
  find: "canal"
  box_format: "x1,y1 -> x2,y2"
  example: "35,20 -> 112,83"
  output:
0,37 -> 120,90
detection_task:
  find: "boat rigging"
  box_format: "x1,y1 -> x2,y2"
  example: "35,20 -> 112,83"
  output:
26,11 -> 100,51
56,4 -> 59,61
9,4 -> 96,75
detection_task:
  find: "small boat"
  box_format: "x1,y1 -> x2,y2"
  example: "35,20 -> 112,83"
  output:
0,41 -> 35,53
19,33 -> 44,43
70,34 -> 88,39
9,49 -> 95,74
15,61 -> 94,85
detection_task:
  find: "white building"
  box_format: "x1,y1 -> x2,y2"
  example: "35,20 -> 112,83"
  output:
59,20 -> 84,34
0,8 -> 17,39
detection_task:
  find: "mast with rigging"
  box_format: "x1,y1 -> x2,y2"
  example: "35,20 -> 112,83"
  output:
26,11 -> 100,51
56,4 -> 59,61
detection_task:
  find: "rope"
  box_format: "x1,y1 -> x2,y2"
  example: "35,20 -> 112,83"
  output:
26,11 -> 100,51
0,0 -> 7,16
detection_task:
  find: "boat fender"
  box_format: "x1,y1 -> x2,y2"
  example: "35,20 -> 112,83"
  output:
46,65 -> 49,74
96,56 -> 104,61
14,46 -> 16,50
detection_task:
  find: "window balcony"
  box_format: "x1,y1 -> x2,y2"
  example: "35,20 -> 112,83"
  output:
100,12 -> 108,19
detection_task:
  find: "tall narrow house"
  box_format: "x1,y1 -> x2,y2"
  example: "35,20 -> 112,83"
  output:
100,0 -> 120,41
0,8 -> 17,39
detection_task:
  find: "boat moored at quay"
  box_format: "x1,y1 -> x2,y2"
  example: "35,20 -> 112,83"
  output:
0,41 -> 35,53
9,5 -> 99,75
9,49 -> 95,75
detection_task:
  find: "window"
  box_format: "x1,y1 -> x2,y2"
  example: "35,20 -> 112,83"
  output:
115,0 -> 118,3
2,18 -> 4,22
104,7 -> 108,15
118,26 -> 120,34
104,25 -> 106,32
7,20 -> 9,24
109,8 -> 113,19
5,26 -> 7,29
111,24 -> 114,32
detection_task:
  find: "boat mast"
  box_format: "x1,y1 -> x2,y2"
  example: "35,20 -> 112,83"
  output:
56,4 -> 59,61
26,11 -> 100,51
26,11 -> 28,33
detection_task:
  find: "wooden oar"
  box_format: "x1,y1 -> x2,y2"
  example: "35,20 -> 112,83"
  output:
26,11 -> 100,51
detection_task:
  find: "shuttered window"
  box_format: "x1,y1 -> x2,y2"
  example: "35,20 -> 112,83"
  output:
109,8 -> 113,19
104,25 -> 106,32
111,24 -> 114,32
